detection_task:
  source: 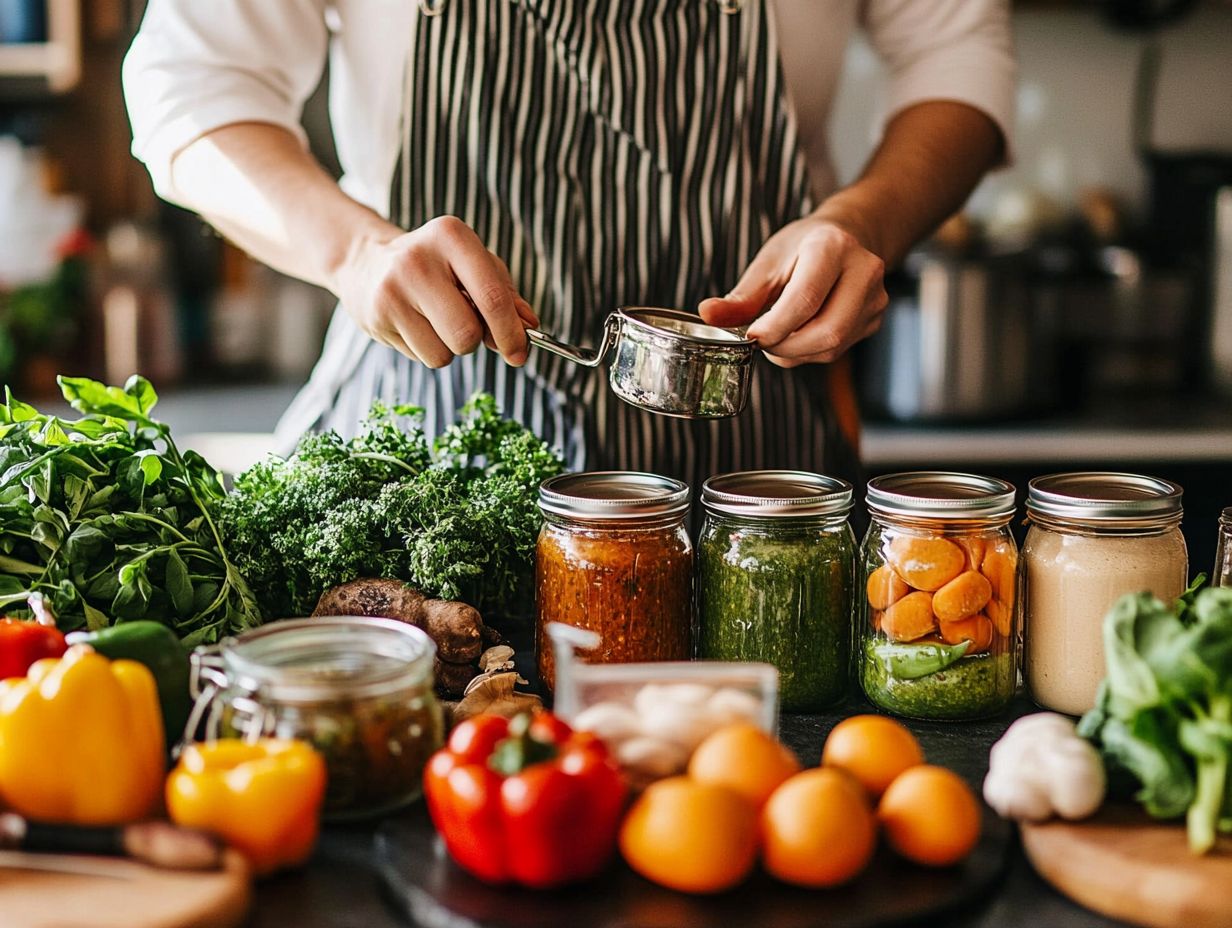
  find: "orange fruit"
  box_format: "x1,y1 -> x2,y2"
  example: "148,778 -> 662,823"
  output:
932,570 -> 993,622
761,768 -> 877,888
881,591 -> 937,642
688,723 -> 801,809
866,564 -> 909,610
821,715 -> 924,797
619,777 -> 758,894
938,613 -> 994,653
878,765 -> 981,867
886,535 -> 965,591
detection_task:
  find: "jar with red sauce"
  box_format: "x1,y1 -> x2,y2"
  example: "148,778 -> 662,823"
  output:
535,472 -> 693,692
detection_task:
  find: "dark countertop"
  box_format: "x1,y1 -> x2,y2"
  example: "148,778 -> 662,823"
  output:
250,696 -> 1129,928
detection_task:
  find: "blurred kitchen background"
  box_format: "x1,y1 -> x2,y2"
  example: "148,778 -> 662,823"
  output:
2,0 -> 1231,570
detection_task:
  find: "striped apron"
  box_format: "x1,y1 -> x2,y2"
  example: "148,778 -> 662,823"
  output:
279,0 -> 860,495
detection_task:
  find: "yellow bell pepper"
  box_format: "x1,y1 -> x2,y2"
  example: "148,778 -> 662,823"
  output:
0,644 -> 164,824
166,739 -> 327,876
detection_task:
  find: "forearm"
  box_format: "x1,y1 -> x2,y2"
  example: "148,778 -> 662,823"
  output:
168,122 -> 399,294
815,100 -> 1003,267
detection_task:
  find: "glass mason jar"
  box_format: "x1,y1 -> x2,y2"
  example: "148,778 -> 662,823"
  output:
536,472 -> 693,693
1214,506 -> 1232,588
697,470 -> 855,712
1023,472 -> 1187,716
188,617 -> 443,821
858,472 -> 1019,721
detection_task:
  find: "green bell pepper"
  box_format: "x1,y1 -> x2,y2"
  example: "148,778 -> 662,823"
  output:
67,621 -> 191,749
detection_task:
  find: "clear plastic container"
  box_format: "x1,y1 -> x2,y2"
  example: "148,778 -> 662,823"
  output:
858,472 -> 1019,721
549,623 -> 777,789
187,617 -> 443,821
696,470 -> 855,712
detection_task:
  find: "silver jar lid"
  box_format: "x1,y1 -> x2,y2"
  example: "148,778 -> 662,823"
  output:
867,472 -> 1017,521
539,471 -> 690,520
702,470 -> 853,518
1027,472 -> 1183,525
216,616 -> 436,702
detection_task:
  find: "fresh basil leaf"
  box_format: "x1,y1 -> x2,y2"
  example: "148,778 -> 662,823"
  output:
124,375 -> 159,415
3,387 -> 39,423
0,574 -> 27,596
22,458 -> 53,504
165,548 -> 193,617
118,560 -> 143,587
82,600 -> 109,631
1103,592 -> 1166,716
135,450 -> 163,486
59,376 -> 150,421
1101,711 -> 1195,819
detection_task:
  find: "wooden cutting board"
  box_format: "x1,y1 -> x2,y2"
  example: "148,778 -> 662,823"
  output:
0,849 -> 251,928
1021,803 -> 1232,928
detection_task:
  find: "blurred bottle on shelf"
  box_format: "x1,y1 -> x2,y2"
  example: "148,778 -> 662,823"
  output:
1215,507 -> 1232,588
100,222 -> 181,387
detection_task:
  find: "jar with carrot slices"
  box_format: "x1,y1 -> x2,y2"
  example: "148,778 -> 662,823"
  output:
858,472 -> 1018,720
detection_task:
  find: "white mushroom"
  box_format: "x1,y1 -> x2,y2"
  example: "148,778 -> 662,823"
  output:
983,713 -> 1106,822
572,701 -> 644,748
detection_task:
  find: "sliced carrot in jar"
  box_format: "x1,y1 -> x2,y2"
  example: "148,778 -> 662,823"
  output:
867,564 -> 910,611
932,570 -> 993,623
938,613 -> 993,654
956,536 -> 987,572
886,536 -> 965,592
871,608 -> 884,632
986,598 -> 1014,637
881,591 -> 937,642
980,544 -> 1017,603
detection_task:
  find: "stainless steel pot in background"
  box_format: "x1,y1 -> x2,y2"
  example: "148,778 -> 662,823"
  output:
857,254 -> 1061,423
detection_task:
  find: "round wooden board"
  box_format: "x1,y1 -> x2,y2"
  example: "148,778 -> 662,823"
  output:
375,803 -> 1012,928
0,849 -> 251,928
1021,804 -> 1232,928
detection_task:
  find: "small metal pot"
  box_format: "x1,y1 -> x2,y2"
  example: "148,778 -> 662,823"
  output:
527,307 -> 755,418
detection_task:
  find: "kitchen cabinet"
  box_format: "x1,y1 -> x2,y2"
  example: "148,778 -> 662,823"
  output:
0,0 -> 80,92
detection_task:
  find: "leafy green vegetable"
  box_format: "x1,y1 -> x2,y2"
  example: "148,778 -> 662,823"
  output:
0,376 -> 262,644
219,394 -> 564,622
1079,579 -> 1232,853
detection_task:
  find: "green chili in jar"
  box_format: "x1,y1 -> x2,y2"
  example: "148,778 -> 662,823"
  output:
697,471 -> 855,711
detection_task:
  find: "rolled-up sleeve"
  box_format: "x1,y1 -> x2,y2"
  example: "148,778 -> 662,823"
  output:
861,0 -> 1016,164
122,0 -> 329,200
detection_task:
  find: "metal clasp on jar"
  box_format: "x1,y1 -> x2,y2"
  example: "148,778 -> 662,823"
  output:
181,644 -> 275,756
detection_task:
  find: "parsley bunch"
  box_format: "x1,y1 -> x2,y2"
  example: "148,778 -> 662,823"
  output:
219,394 -> 564,621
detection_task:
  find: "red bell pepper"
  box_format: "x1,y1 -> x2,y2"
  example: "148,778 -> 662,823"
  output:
424,712 -> 626,889
0,618 -> 67,680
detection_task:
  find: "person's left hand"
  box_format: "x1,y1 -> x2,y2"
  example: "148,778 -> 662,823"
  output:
698,213 -> 888,367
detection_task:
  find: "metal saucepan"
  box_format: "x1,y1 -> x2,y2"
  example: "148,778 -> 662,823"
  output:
526,307 -> 756,419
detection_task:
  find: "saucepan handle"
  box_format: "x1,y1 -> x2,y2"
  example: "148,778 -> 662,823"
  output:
526,315 -> 619,369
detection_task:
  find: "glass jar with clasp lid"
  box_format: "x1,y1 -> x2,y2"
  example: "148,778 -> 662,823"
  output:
186,617 -> 443,821
697,470 -> 855,712
858,472 -> 1019,721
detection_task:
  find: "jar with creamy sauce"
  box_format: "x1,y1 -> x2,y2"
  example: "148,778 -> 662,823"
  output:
858,472 -> 1019,721
1023,473 -> 1188,716
535,472 -> 693,692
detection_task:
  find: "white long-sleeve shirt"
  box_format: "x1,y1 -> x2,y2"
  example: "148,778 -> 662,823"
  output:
123,0 -> 1016,220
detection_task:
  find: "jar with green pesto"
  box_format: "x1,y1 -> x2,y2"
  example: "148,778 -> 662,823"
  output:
697,471 -> 855,711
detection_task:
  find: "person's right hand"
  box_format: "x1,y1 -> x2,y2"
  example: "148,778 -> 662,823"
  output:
336,215 -> 539,368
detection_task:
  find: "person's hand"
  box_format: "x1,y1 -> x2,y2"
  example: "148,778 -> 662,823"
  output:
336,215 -> 539,368
698,213 -> 888,367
